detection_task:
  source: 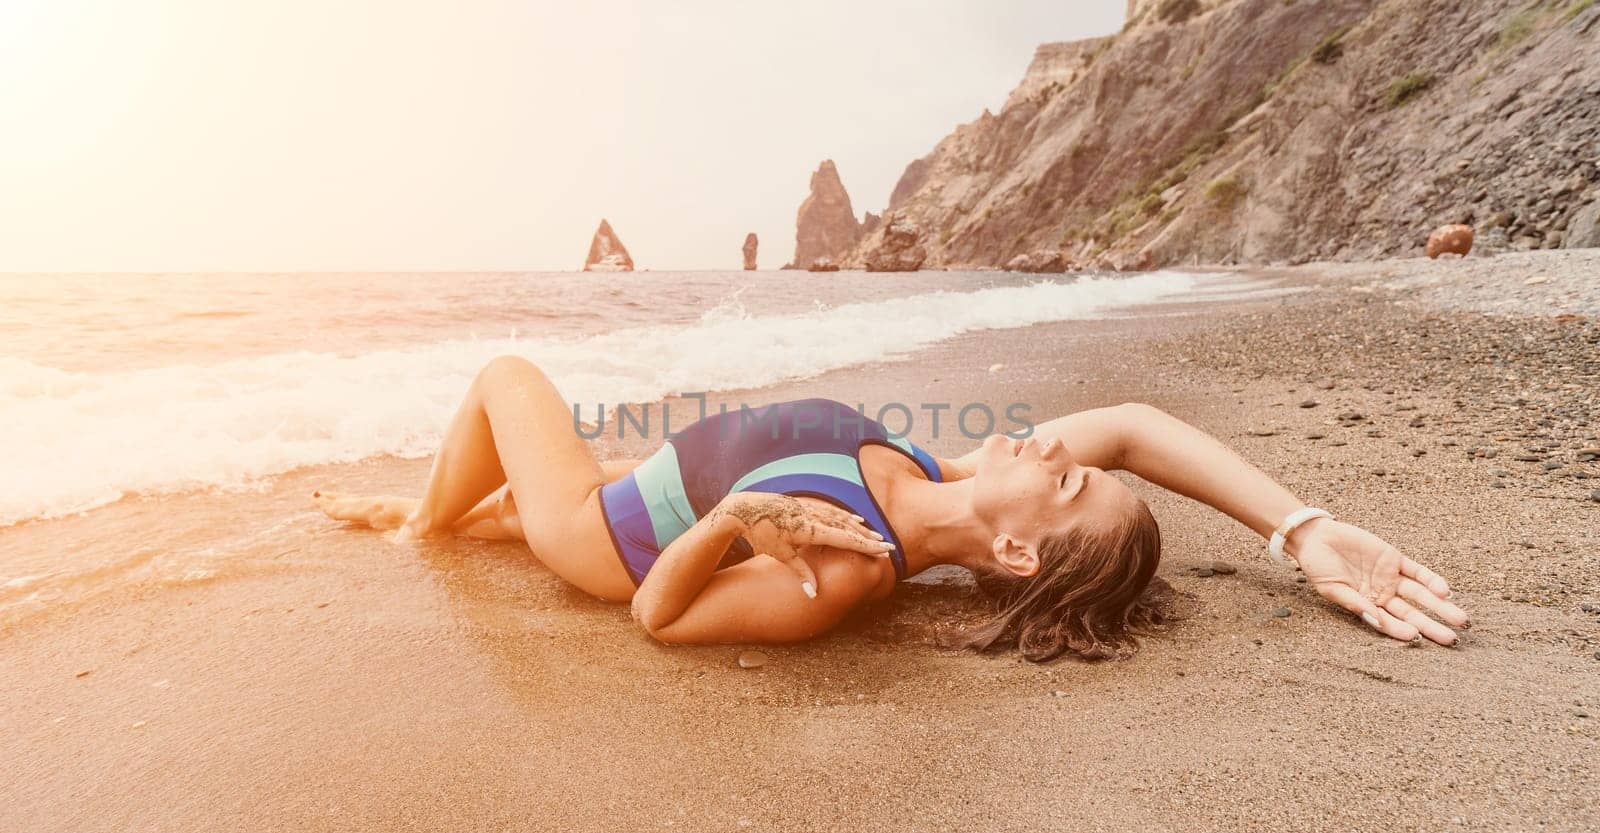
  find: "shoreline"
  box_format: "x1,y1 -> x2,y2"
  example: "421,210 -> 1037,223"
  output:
3,254 -> 1597,832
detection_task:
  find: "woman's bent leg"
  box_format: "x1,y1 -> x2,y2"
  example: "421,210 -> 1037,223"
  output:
403,355 -> 634,600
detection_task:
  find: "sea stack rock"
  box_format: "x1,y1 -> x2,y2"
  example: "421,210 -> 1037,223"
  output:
742,233 -> 759,270
583,219 -> 634,272
1425,224 -> 1474,259
790,160 -> 863,270
860,213 -> 928,272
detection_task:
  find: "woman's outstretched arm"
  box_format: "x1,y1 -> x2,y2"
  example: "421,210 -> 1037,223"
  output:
952,403 -> 1470,645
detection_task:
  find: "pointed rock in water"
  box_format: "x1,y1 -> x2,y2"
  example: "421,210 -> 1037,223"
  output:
583,219 -> 634,272
742,233 -> 759,270
792,160 -> 864,270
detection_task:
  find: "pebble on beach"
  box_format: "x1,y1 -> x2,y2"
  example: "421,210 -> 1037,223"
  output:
737,650 -> 768,669
1211,561 -> 1237,575
1271,607 -> 1293,618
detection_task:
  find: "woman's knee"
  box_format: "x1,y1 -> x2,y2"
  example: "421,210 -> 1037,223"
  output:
479,354 -> 540,383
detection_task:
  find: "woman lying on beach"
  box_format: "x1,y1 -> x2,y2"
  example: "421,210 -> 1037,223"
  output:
315,355 -> 1470,660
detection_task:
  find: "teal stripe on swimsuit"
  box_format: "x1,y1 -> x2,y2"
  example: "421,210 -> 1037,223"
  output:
728,452 -> 863,494
884,435 -> 915,456
633,444 -> 697,549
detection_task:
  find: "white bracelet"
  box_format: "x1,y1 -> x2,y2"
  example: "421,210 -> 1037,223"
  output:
1267,507 -> 1333,568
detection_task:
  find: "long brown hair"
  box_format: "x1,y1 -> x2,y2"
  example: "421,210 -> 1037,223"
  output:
948,498 -> 1165,662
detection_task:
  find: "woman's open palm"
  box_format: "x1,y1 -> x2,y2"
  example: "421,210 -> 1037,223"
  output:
1291,519 -> 1470,645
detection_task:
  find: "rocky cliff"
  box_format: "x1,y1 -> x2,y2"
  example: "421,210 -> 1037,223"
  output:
788,160 -> 865,269
844,0 -> 1600,269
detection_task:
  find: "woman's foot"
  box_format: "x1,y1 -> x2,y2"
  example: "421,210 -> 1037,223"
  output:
312,491 -> 418,531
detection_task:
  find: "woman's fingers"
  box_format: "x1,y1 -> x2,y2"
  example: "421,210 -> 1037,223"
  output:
810,504 -> 882,541
1399,556 -> 1453,599
804,522 -> 896,557
787,553 -> 819,599
1398,577 -> 1470,628
1318,582 -> 1420,642
1383,595 -> 1458,646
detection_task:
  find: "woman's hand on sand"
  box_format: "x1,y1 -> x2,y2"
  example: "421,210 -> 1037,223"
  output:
1288,518 -> 1470,645
712,492 -> 895,597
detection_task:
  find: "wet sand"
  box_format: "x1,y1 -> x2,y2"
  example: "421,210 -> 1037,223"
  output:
3,261 -> 1597,832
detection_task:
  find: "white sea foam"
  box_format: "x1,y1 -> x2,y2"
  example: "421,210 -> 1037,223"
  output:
0,271 -> 1198,525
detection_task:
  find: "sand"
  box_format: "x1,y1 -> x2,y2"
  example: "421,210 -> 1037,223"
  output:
3,257 -> 1597,832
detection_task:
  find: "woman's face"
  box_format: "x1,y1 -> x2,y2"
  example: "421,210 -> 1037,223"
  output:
970,433 -> 1133,555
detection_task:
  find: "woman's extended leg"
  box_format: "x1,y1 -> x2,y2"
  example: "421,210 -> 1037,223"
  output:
380,355 -> 635,600
315,459 -> 642,542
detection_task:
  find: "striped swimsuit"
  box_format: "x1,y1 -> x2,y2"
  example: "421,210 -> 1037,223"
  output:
598,398 -> 943,585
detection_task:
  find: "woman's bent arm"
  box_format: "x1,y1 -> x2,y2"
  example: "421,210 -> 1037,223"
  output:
631,493 -> 894,644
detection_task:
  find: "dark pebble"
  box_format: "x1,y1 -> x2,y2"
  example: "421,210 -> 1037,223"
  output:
1412,449 -> 1426,457
1491,469 -> 1510,477
1305,433 -> 1326,440
1271,607 -> 1292,618
1338,412 -> 1365,421
1195,567 -> 1215,577
1542,462 -> 1563,471
1211,561 -> 1237,575
1580,602 -> 1598,613
1492,482 -> 1507,488
1372,468 -> 1387,476
1514,454 -> 1545,462
1296,575 -> 1307,583
1299,400 -> 1320,409
1591,490 -> 1600,502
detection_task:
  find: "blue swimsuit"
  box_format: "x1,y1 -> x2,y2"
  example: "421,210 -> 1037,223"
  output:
598,398 -> 943,585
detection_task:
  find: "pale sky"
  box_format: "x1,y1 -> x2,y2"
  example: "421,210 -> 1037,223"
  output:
0,1 -> 1124,272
